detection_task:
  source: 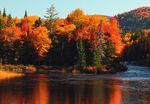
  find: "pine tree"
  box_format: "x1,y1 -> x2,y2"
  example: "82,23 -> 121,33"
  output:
44,4 -> 58,20
92,45 -> 102,67
44,4 -> 58,32
0,17 -> 4,30
91,21 -> 104,68
0,11 -> 1,17
7,14 -> 13,27
3,8 -> 6,17
77,39 -> 86,67
8,14 -> 12,19
103,38 -> 115,64
24,10 -> 27,18
34,18 -> 42,27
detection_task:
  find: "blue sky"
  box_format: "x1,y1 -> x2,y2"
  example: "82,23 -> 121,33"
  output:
0,0 -> 150,18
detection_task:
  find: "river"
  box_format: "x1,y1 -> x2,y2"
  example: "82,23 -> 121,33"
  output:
0,65 -> 150,104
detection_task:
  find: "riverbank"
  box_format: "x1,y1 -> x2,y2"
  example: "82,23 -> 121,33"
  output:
0,63 -> 128,75
0,71 -> 23,80
36,63 -> 128,74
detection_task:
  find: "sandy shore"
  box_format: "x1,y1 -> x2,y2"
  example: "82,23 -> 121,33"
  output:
0,71 -> 23,80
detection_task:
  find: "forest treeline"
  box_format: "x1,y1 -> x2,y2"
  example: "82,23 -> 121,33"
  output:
0,6 -> 125,72
0,5 -> 149,71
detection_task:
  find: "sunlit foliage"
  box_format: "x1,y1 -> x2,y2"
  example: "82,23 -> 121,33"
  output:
27,26 -> 51,58
0,7 -> 125,68
54,19 -> 76,37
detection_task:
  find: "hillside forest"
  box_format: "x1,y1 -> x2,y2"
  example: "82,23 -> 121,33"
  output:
116,6 -> 150,66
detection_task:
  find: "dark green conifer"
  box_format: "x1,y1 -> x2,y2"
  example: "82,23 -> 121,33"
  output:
34,18 -> 42,27
92,45 -> 102,68
24,10 -> 27,18
0,11 -> 1,17
3,8 -> 6,17
8,13 -> 12,19
78,40 -> 86,67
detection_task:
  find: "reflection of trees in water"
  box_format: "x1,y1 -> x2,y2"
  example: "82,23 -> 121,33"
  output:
0,71 -> 23,80
47,80 -> 122,104
0,78 -> 26,104
2,75 -> 149,104
0,75 -> 49,104
0,77 -> 122,104
108,82 -> 121,104
28,75 -> 49,104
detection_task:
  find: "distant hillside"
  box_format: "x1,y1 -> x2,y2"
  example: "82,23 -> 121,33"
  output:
116,6 -> 150,33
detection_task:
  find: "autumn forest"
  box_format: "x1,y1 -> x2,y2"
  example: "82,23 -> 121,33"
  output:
0,2 -> 150,104
0,5 -> 150,73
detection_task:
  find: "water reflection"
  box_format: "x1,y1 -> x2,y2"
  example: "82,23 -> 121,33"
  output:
0,65 -> 150,104
108,83 -> 121,104
0,73 -> 149,104
22,75 -> 49,104
0,71 -> 23,80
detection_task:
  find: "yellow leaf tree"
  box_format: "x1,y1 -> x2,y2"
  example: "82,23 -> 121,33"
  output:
27,26 -> 51,59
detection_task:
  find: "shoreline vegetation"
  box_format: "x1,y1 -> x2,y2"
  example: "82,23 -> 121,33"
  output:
0,63 -> 127,75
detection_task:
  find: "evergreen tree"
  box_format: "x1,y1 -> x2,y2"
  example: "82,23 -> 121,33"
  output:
91,21 -> 104,68
24,10 -> 27,18
3,8 -> 6,17
77,40 -> 86,67
7,14 -> 14,27
92,45 -> 102,67
103,39 -> 115,64
0,11 -> 1,17
34,18 -> 42,27
44,4 -> 58,32
44,5 -> 58,65
8,14 -> 12,19
45,4 -> 58,21
0,17 -> 4,30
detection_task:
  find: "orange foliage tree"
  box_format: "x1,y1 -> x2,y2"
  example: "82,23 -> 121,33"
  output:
21,16 -> 40,32
0,25 -> 24,64
0,26 -> 23,42
54,19 -> 76,38
104,17 -> 125,55
66,8 -> 88,28
27,26 -> 51,59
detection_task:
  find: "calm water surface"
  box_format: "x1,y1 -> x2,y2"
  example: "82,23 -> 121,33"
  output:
0,65 -> 150,104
